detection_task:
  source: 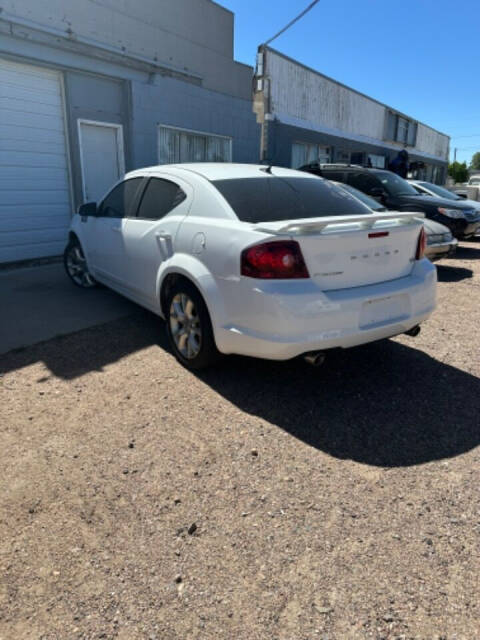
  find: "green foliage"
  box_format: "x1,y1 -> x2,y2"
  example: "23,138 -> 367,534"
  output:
469,152 -> 480,170
448,161 -> 468,183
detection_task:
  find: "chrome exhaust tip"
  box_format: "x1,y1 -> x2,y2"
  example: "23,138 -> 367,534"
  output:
404,325 -> 421,337
303,351 -> 326,367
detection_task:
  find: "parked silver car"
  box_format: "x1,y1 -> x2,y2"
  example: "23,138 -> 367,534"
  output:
334,181 -> 457,262
409,180 -> 480,212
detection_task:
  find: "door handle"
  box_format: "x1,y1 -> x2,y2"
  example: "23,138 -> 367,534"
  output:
155,231 -> 172,240
155,231 -> 173,258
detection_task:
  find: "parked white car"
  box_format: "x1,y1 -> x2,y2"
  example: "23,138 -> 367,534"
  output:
65,164 -> 437,369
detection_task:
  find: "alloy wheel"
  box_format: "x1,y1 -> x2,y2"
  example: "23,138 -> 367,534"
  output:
66,245 -> 96,287
169,293 -> 202,359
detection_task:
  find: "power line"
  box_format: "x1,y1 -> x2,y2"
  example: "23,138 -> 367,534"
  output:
263,0 -> 321,46
451,134 -> 480,139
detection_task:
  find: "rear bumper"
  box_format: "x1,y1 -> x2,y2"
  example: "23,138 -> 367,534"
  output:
214,259 -> 437,360
425,238 -> 458,262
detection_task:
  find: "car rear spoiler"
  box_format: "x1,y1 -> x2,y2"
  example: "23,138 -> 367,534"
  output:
254,211 -> 425,235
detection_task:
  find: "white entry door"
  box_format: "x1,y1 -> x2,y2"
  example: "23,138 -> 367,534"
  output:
78,120 -> 125,204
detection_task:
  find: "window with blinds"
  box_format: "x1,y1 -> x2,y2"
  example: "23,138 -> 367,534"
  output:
158,125 -> 232,164
291,142 -> 330,168
385,112 -> 417,146
367,154 -> 386,168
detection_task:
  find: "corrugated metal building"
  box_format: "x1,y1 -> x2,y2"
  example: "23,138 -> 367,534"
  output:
253,46 -> 449,183
0,0 -> 259,264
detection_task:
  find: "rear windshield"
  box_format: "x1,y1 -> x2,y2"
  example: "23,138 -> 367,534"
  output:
211,176 -> 371,223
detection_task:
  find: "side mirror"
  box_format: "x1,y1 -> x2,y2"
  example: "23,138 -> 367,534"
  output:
78,201 -> 97,216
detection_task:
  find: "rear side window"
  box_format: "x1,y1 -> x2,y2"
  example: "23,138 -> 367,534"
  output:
211,176 -> 370,223
321,171 -> 346,182
99,178 -> 143,218
346,172 -> 381,195
136,178 -> 186,220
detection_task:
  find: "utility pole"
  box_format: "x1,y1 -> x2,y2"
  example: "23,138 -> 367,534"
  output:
454,147 -> 457,163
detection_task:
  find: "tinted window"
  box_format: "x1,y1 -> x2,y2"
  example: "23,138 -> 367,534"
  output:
212,176 -> 371,223
333,181 -> 385,211
417,182 -> 459,200
411,184 -> 426,194
346,172 -> 382,195
375,171 -> 419,196
137,178 -> 186,220
320,171 -> 346,182
99,178 -> 143,218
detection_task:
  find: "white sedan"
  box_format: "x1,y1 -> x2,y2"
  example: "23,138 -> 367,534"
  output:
65,164 -> 437,369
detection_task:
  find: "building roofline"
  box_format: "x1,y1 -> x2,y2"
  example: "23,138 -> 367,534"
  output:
261,45 -> 450,141
209,0 -> 234,17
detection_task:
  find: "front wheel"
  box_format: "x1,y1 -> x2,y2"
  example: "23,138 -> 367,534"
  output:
165,280 -> 222,370
64,240 -> 97,288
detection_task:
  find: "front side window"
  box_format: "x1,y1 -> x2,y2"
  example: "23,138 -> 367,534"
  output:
346,172 -> 382,195
99,178 -> 143,218
158,125 -> 232,164
136,178 -> 186,220
376,171 -> 419,197
212,176 -> 371,223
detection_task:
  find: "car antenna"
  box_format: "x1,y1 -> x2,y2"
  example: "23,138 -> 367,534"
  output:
260,165 -> 273,174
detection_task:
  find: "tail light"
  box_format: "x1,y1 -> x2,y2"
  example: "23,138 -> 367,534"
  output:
241,240 -> 309,279
415,227 -> 426,260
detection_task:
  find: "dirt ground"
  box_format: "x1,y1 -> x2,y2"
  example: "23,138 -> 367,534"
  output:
1,241 -> 479,640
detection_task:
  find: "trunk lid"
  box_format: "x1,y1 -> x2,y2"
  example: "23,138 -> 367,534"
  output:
255,212 -> 424,291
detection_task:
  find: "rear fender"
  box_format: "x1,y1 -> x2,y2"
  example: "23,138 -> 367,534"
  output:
156,254 -> 227,332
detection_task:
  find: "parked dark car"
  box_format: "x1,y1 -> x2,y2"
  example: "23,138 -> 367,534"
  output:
300,163 -> 480,239
333,181 -> 457,262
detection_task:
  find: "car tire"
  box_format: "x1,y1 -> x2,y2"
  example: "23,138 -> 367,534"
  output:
64,239 -> 97,288
165,279 -> 222,370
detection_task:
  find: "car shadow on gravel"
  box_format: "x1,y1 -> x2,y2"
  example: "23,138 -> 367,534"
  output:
454,244 -> 480,260
2,312 -> 479,468
436,265 -> 473,282
199,339 -> 480,467
0,310 -> 159,380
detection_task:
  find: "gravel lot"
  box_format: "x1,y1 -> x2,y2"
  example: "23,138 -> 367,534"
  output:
1,241 -> 479,640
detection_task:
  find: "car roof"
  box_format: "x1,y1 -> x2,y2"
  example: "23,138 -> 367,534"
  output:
126,163 -> 313,182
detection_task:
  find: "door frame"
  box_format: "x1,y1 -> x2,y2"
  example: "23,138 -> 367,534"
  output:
77,119 -> 126,203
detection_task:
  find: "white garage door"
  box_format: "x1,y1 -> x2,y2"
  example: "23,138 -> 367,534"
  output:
0,58 -> 71,263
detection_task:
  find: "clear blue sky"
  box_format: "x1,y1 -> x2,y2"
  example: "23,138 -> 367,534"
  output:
219,0 -> 480,165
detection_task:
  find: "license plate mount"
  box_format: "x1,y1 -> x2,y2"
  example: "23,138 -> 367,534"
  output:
359,294 -> 410,329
